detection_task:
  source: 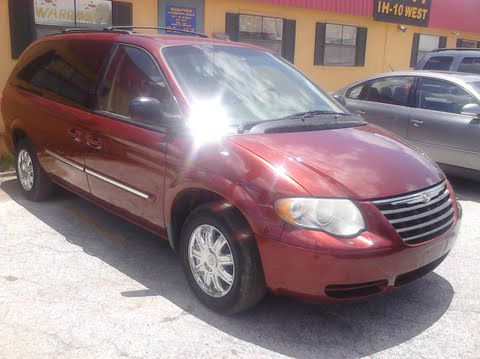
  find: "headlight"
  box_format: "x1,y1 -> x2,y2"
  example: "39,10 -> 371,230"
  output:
274,198 -> 365,237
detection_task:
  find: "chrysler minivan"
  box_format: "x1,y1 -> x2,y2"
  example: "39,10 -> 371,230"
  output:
1,28 -> 461,314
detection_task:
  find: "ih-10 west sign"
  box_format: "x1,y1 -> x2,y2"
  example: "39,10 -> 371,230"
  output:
374,0 -> 431,27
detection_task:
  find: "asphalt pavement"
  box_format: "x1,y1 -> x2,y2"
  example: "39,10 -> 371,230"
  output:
1,173 -> 479,358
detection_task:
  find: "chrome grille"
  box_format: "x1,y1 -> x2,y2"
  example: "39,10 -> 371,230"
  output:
373,180 -> 454,244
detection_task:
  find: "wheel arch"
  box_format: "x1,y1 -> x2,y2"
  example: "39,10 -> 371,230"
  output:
166,187 -> 256,252
12,127 -> 29,149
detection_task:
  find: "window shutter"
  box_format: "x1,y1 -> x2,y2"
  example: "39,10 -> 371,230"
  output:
355,27 -> 368,66
281,19 -> 296,64
314,23 -> 327,66
438,36 -> 447,49
112,1 -> 133,26
225,13 -> 240,42
8,0 -> 35,59
457,39 -> 463,48
410,33 -> 421,67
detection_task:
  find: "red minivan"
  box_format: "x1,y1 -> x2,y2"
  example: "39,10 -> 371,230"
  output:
1,28 -> 461,314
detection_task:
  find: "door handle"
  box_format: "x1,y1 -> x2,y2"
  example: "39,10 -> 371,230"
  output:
68,128 -> 83,142
355,110 -> 366,115
86,134 -> 102,150
410,119 -> 424,127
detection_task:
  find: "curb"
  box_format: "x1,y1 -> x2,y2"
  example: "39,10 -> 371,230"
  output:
0,171 -> 16,178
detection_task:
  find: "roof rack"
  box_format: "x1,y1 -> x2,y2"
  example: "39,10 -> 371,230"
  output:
109,26 -> 208,38
60,26 -> 208,38
432,48 -> 480,52
61,27 -> 130,34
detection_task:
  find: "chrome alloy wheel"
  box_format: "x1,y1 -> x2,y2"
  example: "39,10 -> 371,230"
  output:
17,149 -> 34,191
188,224 -> 235,298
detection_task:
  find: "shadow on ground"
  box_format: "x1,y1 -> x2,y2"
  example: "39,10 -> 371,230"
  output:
1,178 -> 466,358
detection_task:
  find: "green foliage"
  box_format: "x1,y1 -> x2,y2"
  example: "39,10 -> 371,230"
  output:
0,154 -> 15,172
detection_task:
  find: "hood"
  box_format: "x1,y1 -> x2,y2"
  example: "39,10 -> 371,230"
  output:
230,125 -> 444,200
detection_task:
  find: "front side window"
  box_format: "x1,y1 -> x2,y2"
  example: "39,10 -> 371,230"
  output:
458,57 -> 480,74
365,77 -> 414,106
162,45 -> 343,128
324,24 -> 357,66
16,40 -> 112,109
423,56 -> 453,71
239,14 -> 283,56
98,45 -> 179,126
418,78 -> 477,114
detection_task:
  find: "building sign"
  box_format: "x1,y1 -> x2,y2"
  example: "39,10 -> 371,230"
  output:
76,0 -> 112,27
374,0 -> 432,27
165,5 -> 197,32
34,0 -> 75,26
34,0 -> 111,27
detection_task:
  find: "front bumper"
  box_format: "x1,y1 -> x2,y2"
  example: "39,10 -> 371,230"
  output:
256,204 -> 461,301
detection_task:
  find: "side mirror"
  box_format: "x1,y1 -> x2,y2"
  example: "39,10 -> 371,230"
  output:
332,93 -> 346,106
129,97 -> 180,128
460,103 -> 480,117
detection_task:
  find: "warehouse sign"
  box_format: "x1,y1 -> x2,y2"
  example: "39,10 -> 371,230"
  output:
374,0 -> 432,27
34,0 -> 112,27
34,0 -> 75,26
165,5 -> 197,33
76,0 -> 112,27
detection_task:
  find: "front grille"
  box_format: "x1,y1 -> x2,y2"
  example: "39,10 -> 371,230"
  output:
373,180 -> 454,244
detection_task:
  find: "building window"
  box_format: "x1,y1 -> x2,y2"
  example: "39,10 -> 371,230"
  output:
238,14 -> 283,56
411,33 -> 446,67
314,23 -> 367,67
225,13 -> 297,64
457,39 -> 479,48
418,34 -> 440,62
324,24 -> 357,66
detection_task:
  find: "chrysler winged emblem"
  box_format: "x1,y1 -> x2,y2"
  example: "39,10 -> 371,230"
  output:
421,192 -> 431,204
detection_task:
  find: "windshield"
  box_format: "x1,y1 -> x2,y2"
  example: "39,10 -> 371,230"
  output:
162,45 -> 344,127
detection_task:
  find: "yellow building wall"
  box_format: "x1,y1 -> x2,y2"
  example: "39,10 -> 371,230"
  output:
204,0 -> 480,91
0,0 -> 17,155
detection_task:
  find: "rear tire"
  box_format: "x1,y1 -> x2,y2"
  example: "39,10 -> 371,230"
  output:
15,139 -> 54,201
180,203 -> 266,315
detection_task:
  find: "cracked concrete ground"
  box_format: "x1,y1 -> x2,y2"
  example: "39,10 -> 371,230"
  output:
0,174 -> 479,358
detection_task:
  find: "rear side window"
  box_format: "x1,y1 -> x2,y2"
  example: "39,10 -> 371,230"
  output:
423,56 -> 453,71
98,45 -> 180,126
346,84 -> 364,99
15,40 -> 112,110
365,77 -> 414,106
458,57 -> 480,74
418,78 -> 477,114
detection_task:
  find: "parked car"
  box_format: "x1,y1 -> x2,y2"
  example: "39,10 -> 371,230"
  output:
415,48 -> 480,74
334,71 -> 480,178
1,28 -> 461,314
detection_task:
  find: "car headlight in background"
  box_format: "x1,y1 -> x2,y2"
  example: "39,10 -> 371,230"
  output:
274,198 -> 365,237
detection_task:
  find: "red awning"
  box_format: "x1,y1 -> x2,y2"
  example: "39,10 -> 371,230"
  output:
251,0 -> 480,34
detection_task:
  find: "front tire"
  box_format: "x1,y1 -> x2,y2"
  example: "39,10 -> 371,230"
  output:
180,203 -> 266,315
15,139 -> 54,201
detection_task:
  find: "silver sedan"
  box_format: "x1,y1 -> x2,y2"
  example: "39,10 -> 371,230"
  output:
333,71 -> 480,178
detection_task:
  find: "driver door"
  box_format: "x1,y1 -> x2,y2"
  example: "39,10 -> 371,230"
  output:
407,77 -> 480,171
84,44 -> 181,232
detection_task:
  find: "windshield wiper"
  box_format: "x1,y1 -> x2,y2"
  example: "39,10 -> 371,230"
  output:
237,110 -> 348,133
280,110 -> 348,121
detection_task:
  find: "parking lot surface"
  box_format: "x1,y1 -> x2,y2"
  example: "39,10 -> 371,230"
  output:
1,174 -> 479,358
